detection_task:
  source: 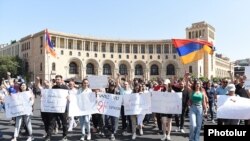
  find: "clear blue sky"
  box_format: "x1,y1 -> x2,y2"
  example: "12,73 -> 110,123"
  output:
0,0 -> 249,61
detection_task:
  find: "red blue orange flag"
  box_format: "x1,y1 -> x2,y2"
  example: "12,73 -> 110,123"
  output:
45,29 -> 57,57
172,39 -> 214,64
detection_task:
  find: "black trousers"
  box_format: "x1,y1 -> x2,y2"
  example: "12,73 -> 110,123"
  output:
175,106 -> 188,129
41,112 -> 50,133
47,112 -> 68,137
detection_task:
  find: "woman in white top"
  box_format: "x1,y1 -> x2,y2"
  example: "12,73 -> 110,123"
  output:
78,79 -> 92,141
11,82 -> 34,141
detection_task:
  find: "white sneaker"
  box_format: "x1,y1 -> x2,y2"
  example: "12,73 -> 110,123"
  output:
110,134 -> 115,141
212,120 -> 215,124
73,122 -> 77,128
132,133 -> 136,140
80,135 -> 85,141
166,135 -> 171,140
161,134 -> 166,141
139,128 -> 143,135
87,133 -> 91,140
68,128 -> 72,132
26,137 -> 32,141
180,129 -> 185,133
175,127 -> 180,132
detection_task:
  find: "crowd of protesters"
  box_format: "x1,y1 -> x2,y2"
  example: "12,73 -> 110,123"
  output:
0,71 -> 249,141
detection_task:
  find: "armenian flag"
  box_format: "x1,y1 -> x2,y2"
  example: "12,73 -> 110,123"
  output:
172,39 -> 214,64
45,29 -> 57,57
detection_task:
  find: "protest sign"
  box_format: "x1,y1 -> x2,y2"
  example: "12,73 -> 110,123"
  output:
68,92 -> 97,116
88,75 -> 108,89
123,93 -> 151,115
41,89 -> 68,113
5,91 -> 33,118
217,95 -> 250,119
96,93 -> 122,117
151,91 -> 182,114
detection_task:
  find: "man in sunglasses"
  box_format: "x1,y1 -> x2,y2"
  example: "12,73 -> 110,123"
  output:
215,78 -> 229,125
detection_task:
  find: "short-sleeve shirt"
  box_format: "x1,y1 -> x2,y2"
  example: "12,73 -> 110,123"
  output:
216,86 -> 228,95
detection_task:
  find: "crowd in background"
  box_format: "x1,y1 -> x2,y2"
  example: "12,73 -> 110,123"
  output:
0,71 -> 250,141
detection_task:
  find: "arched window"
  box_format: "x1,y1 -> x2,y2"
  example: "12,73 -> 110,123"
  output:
69,62 -> 78,74
135,64 -> 143,75
52,62 -> 56,71
86,63 -> 95,75
119,64 -> 127,75
167,64 -> 175,75
150,64 -> 159,75
103,64 -> 111,75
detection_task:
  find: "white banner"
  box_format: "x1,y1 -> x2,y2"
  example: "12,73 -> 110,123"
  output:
244,66 -> 250,80
123,93 -> 151,115
217,95 -> 250,119
88,75 -> 108,89
5,91 -> 33,118
96,93 -> 123,117
68,92 -> 97,116
151,91 -> 182,114
41,89 -> 68,113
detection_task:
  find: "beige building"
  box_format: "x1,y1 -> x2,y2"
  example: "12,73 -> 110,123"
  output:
0,21 -> 233,82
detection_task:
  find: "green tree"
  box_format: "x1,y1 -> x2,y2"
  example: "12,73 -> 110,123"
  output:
0,56 -> 23,79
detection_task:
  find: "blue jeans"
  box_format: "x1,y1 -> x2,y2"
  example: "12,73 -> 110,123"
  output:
189,105 -> 203,141
79,115 -> 90,135
105,115 -> 118,134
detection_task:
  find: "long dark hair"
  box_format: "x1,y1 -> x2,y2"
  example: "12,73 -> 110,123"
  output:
19,82 -> 29,92
192,79 -> 202,91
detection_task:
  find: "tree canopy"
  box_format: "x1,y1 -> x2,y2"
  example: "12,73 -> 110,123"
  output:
0,56 -> 23,79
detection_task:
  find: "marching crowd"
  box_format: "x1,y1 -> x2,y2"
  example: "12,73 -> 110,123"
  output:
0,71 -> 250,141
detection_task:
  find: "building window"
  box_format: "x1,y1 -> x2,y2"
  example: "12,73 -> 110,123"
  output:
103,64 -> 111,75
40,49 -> 42,54
69,51 -> 72,56
142,55 -> 144,59
189,32 -> 191,39
95,53 -> 97,57
158,55 -> 160,59
189,66 -> 193,73
167,64 -> 175,75
134,55 -> 137,59
94,42 -> 98,51
125,44 -> 130,53
150,55 -> 152,59
172,45 -> 177,53
78,52 -> 81,56
118,44 -> 122,53
156,44 -> 161,54
173,55 -> 176,59
119,64 -> 127,75
77,42 -> 81,50
103,54 -> 105,58
68,41 -> 72,49
164,44 -> 169,53
149,44 -> 153,54
52,62 -> 56,71
111,54 -> 113,58
61,50 -> 64,55
150,64 -> 159,75
40,63 -> 42,71
85,41 -> 90,51
127,55 -> 129,59
119,55 -> 121,59
165,55 -> 168,59
110,43 -> 114,53
87,63 -> 95,75
86,53 -> 89,57
69,62 -> 78,74
40,36 -> 43,48
133,44 -> 138,53
135,64 -> 143,75
101,43 -> 106,52
141,45 -> 145,53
